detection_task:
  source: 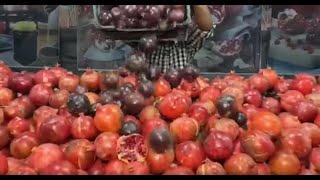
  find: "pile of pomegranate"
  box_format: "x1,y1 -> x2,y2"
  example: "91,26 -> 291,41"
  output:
98,5 -> 185,29
0,54 -> 320,175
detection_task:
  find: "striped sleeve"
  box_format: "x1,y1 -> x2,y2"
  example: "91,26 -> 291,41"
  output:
186,24 -> 215,49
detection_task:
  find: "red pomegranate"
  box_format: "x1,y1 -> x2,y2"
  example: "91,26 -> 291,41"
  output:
147,148 -> 174,174
259,68 -> 279,88
280,90 -> 305,113
280,128 -> 312,158
40,160 -> 77,175
153,77 -> 171,97
203,130 -> 234,161
196,160 -> 226,175
49,65 -> 68,81
310,148 -> 320,173
290,76 -> 315,95
224,153 -> 256,175
0,74 -> 9,88
179,79 -> 201,98
58,72 -> 80,92
241,130 -> 275,162
275,78 -> 291,94
49,89 -> 69,108
0,154 -> 7,175
248,74 -> 271,94
10,132 -> 39,159
199,86 -> 221,103
32,106 -> 58,131
305,93 -> 320,108
7,117 -> 31,137
0,87 -> 14,106
37,115 -> 71,144
104,159 -> 128,175
244,89 -> 262,107
26,143 -> 64,172
63,139 -> 96,170
88,160 -> 105,175
0,61 -> 12,76
123,161 -> 150,175
158,89 -> 192,120
93,104 -> 123,132
261,97 -> 281,115
80,69 -> 100,91
250,110 -> 282,138
301,123 -> 320,147
163,166 -> 194,175
188,103 -> 210,127
209,118 -> 239,141
33,68 -> 58,87
139,105 -> 161,123
278,112 -> 301,129
169,116 -> 199,143
94,132 -> 119,161
142,118 -> 168,137
269,150 -> 301,175
28,83 -> 53,106
175,141 -> 205,170
292,101 -> 318,123
71,113 -> 97,140
249,163 -> 271,175
4,96 -> 35,120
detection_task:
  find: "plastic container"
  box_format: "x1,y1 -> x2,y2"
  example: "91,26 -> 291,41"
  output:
194,5 -> 264,75
267,5 -> 320,75
13,30 -> 37,65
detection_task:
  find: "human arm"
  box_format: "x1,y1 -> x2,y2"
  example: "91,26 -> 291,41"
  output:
186,5 -> 215,51
193,5 -> 213,31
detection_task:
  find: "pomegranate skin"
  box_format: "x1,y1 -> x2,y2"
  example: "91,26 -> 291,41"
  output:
94,132 -> 119,161
244,89 -> 262,107
280,128 -> 312,159
104,159 -> 128,175
71,114 -> 97,140
62,139 -> 96,170
280,90 -> 305,113
0,154 -> 8,175
40,160 -> 78,175
224,153 -> 256,175
301,123 -> 320,147
269,150 -> 301,175
37,115 -> 71,144
241,130 -> 275,163
88,160 -> 105,175
33,69 -> 58,87
262,97 -> 281,115
26,143 -> 64,173
28,83 -> 53,106
175,141 -> 205,170
10,132 -> 39,159
310,148 -> 320,173
163,166 -> 194,175
196,160 -> 226,175
249,163 -> 271,175
203,130 -> 234,161
293,101 -> 318,123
